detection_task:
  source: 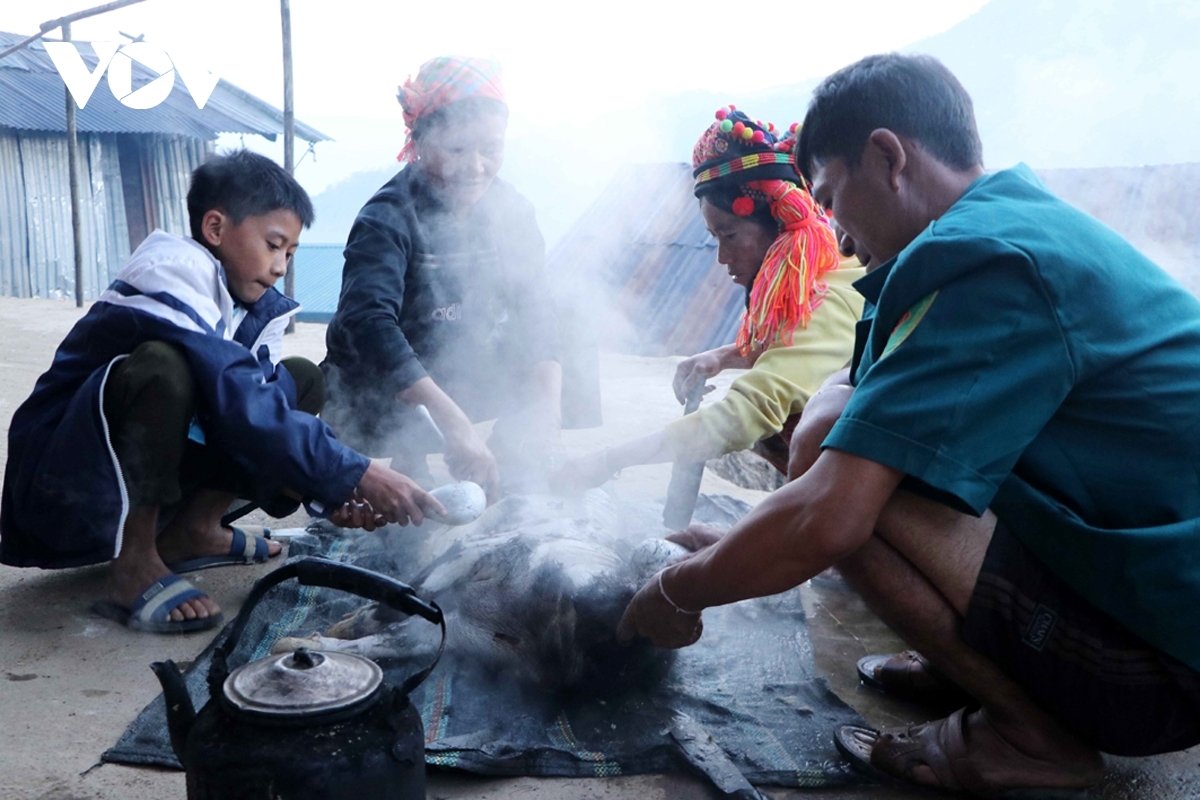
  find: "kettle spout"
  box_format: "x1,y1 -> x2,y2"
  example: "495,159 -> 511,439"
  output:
151,660 -> 195,764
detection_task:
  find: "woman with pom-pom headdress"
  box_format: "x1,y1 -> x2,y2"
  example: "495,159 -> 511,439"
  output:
554,106 -> 865,494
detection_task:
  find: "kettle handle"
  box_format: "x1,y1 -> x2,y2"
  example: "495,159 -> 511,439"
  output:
209,557 -> 442,695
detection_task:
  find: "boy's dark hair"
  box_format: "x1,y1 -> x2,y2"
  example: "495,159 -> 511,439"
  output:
798,53 -> 983,182
187,149 -> 314,240
410,96 -> 509,144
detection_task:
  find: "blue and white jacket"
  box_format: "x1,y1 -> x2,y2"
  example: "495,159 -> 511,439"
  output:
0,231 -> 369,569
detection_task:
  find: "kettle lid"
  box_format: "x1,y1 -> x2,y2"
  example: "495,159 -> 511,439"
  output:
223,647 -> 383,720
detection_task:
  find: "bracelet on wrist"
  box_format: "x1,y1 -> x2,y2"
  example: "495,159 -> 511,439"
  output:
657,569 -> 700,616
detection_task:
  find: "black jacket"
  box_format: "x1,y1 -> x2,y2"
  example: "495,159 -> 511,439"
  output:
324,167 -> 558,406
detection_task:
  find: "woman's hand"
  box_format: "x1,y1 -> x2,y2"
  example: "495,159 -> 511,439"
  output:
354,461 -> 446,526
672,350 -> 723,405
673,344 -> 760,404
397,376 -> 500,502
443,425 -> 501,502
549,449 -> 615,493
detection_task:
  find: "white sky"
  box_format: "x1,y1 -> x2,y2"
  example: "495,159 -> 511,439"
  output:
3,0 -> 991,194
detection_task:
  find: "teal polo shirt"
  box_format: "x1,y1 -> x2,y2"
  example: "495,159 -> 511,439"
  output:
825,164 -> 1200,671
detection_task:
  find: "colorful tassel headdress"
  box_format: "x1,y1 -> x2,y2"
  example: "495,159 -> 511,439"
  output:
693,107 -> 840,355
396,56 -> 507,162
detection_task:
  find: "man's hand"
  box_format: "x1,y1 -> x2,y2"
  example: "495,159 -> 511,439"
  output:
355,461 -> 446,526
666,523 -> 727,552
443,426 -> 500,503
615,570 -> 704,649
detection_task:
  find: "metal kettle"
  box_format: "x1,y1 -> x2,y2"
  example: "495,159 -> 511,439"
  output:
151,557 -> 444,800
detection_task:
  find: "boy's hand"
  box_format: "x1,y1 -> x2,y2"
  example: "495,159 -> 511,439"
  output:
355,462 -> 446,526
328,491 -> 384,531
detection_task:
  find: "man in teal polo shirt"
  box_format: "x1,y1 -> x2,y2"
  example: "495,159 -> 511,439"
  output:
615,53 -> 1200,796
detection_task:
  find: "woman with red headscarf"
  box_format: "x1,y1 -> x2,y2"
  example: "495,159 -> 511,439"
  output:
554,107 -> 864,490
323,57 -> 561,502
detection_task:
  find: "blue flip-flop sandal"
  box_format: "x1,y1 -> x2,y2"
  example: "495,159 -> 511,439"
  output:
92,573 -> 224,634
167,525 -> 275,574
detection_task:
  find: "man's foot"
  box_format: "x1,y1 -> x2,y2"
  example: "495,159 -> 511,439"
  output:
835,707 -> 1105,797
104,552 -> 221,624
857,650 -> 974,707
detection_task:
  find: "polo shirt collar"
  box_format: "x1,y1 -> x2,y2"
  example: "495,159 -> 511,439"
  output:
852,258 -> 897,306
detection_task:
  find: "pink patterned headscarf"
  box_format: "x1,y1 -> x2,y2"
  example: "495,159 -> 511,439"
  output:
396,56 -> 507,162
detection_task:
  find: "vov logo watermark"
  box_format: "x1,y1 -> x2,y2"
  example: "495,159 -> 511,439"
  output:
44,40 -> 220,110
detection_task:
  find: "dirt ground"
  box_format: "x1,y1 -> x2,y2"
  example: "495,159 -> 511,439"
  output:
0,298 -> 1197,799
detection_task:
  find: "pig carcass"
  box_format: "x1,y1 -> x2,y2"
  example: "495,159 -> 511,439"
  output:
274,489 -> 690,691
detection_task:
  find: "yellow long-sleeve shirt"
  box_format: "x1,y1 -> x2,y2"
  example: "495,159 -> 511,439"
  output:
663,260 -> 865,462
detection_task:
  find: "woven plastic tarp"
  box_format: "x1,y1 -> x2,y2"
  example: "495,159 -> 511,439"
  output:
104,494 -> 867,794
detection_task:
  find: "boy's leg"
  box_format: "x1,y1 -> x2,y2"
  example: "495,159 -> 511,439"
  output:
157,357 -> 329,549
103,341 -> 219,621
281,356 -> 326,416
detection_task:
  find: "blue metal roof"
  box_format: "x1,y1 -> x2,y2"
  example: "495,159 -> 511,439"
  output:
292,243 -> 343,322
0,32 -> 329,142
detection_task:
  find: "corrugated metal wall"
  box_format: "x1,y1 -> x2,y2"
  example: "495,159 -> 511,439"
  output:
146,135 -> 209,238
0,130 -> 209,300
0,133 -> 28,298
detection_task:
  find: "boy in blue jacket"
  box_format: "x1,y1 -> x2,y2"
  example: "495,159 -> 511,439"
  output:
0,151 -> 440,634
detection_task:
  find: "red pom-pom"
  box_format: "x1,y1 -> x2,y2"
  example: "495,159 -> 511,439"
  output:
732,121 -> 745,135
789,122 -> 800,134
751,130 -> 765,143
715,107 -> 728,121
732,197 -> 755,217
729,104 -> 736,110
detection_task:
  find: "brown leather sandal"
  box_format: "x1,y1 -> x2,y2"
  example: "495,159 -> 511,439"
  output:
834,708 -> 1101,798
857,650 -> 972,707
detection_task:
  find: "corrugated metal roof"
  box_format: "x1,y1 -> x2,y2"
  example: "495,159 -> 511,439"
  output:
0,32 -> 329,142
547,162 -> 742,357
292,243 -> 343,322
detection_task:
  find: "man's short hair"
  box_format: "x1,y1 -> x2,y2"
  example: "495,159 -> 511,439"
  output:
798,53 -> 983,182
187,149 -> 314,240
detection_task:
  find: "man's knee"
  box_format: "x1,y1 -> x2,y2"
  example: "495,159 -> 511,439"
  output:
787,385 -> 853,481
873,492 -> 995,615
281,356 -> 325,415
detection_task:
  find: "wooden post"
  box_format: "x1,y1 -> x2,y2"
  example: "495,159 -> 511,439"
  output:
64,22 -> 85,308
281,0 -> 296,334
